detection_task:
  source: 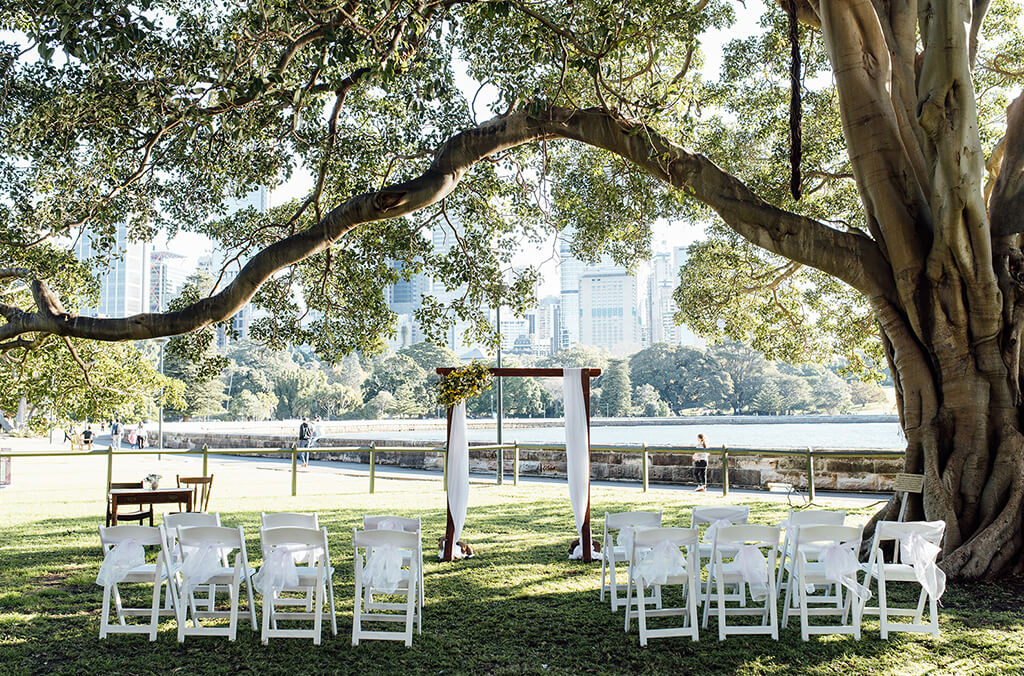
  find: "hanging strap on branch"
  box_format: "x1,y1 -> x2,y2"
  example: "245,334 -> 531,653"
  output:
786,0 -> 803,201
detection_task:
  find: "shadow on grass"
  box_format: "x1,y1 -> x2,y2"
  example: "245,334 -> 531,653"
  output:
3,503 -> 1023,675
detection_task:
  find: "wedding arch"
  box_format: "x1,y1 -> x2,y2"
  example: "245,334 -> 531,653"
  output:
436,367 -> 602,562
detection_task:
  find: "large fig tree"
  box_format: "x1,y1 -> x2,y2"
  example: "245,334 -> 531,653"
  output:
1,0 -> 1022,578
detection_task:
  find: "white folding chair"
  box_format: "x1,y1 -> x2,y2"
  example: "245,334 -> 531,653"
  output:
175,525 -> 257,642
97,525 -> 175,641
776,509 -> 846,594
352,528 -> 422,647
164,512 -> 224,613
255,526 -> 337,644
601,510 -> 661,611
693,506 -> 750,607
782,524 -> 866,641
261,512 -> 320,529
860,520 -> 946,638
363,515 -> 424,612
623,527 -> 700,645
701,524 -> 780,640
261,513 -> 320,610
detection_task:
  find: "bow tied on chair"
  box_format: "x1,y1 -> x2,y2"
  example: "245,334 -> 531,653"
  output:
617,526 -> 637,556
733,544 -> 770,602
253,544 -> 321,595
636,540 -> 686,587
96,539 -> 145,586
363,542 -> 404,594
179,543 -> 224,598
901,532 -> 946,601
820,541 -> 871,601
705,519 -> 733,543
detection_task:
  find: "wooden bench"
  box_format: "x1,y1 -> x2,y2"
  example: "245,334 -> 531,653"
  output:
70,434 -> 85,451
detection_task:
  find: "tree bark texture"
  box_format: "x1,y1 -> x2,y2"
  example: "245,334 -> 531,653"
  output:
3,0 -> 1023,578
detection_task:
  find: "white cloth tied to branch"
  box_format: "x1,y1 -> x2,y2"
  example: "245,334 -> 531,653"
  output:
363,542 -> 404,594
901,533 -> 946,600
180,543 -> 225,598
253,544 -> 321,595
96,539 -> 145,586
635,541 -> 686,587
818,542 -> 871,601
733,544 -> 769,602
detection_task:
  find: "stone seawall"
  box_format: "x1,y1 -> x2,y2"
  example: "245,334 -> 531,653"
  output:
163,432 -> 903,493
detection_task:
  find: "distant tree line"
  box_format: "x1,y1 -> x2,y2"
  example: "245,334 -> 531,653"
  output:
162,339 -> 889,422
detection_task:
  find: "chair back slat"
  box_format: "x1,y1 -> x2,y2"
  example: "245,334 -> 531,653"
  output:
364,515 -> 421,532
605,510 -> 661,530
262,512 -> 319,529
261,526 -> 326,548
177,475 -> 214,512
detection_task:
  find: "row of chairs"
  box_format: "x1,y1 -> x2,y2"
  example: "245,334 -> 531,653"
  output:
602,507 -> 946,644
96,512 -> 425,646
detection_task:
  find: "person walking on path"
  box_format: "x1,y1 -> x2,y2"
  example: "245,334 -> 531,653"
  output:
111,419 -> 122,451
135,422 -> 146,449
298,417 -> 313,467
693,433 -> 709,491
311,417 -> 323,448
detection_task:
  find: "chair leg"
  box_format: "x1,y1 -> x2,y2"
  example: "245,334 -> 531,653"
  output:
262,587 -> 272,645
717,572 -> 727,641
623,574 -> 633,632
769,579 -> 779,640
600,554 -> 607,602
404,577 -> 416,647
637,582 -> 648,647
688,577 -> 699,641
929,591 -> 939,636
914,587 -> 927,624
352,576 -> 362,646
314,580 -> 324,646
112,584 -> 127,626
100,585 -> 112,639
798,567 -> 810,642
149,565 -> 162,641
878,573 -> 889,640
328,574 -> 338,636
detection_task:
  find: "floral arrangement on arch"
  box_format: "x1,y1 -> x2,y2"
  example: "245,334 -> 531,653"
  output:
436,361 -> 493,408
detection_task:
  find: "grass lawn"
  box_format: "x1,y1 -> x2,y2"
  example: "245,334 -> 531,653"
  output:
1,452 -> 1022,675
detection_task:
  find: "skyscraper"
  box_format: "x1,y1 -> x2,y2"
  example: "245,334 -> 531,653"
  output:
149,251 -> 190,312
579,270 -> 642,353
73,222 -> 150,317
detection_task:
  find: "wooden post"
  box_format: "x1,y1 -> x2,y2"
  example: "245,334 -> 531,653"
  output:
581,369 -> 593,563
443,406 -> 456,562
106,445 -> 113,489
806,446 -> 815,502
201,444 -> 209,477
290,443 -> 297,496
513,440 -> 519,486
369,442 -> 376,494
722,445 -> 730,496
642,443 -> 649,492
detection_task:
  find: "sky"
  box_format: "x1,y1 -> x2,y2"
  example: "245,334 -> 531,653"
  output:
156,2 -> 770,296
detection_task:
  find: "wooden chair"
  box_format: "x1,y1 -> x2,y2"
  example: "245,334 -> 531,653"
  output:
70,434 -> 85,451
106,482 -> 154,527
177,475 -> 214,512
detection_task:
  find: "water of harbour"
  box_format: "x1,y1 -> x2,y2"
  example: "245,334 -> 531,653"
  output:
327,422 -> 906,449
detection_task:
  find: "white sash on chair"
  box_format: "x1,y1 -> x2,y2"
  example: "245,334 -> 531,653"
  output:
901,533 -> 946,600
733,544 -> 769,601
96,539 -> 145,586
363,543 -> 404,594
635,541 -> 686,587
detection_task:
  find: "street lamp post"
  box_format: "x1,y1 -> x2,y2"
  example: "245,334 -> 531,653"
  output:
155,338 -> 169,459
496,304 -> 503,485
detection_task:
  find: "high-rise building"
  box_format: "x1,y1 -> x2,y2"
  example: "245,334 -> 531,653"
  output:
149,251 -> 190,312
558,237 -> 583,347
74,222 -> 150,317
579,270 -> 642,353
643,245 -> 703,348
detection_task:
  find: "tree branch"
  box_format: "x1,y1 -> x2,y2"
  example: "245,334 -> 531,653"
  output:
990,92 -> 1024,237
0,106 -> 894,345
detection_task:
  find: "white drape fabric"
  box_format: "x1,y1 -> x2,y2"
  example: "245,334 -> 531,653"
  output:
180,543 -> 224,597
901,533 -> 946,600
96,540 -> 145,586
635,541 -> 686,587
363,543 -> 404,594
704,518 -> 734,544
617,526 -> 638,557
820,542 -> 871,601
563,368 -> 589,538
733,544 -> 769,601
446,402 -> 469,547
253,544 -> 321,594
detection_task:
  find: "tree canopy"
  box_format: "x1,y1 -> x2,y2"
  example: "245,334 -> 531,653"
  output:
3,1 -> 1024,578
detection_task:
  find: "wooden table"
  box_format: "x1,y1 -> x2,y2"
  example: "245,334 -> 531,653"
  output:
108,487 -> 194,525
